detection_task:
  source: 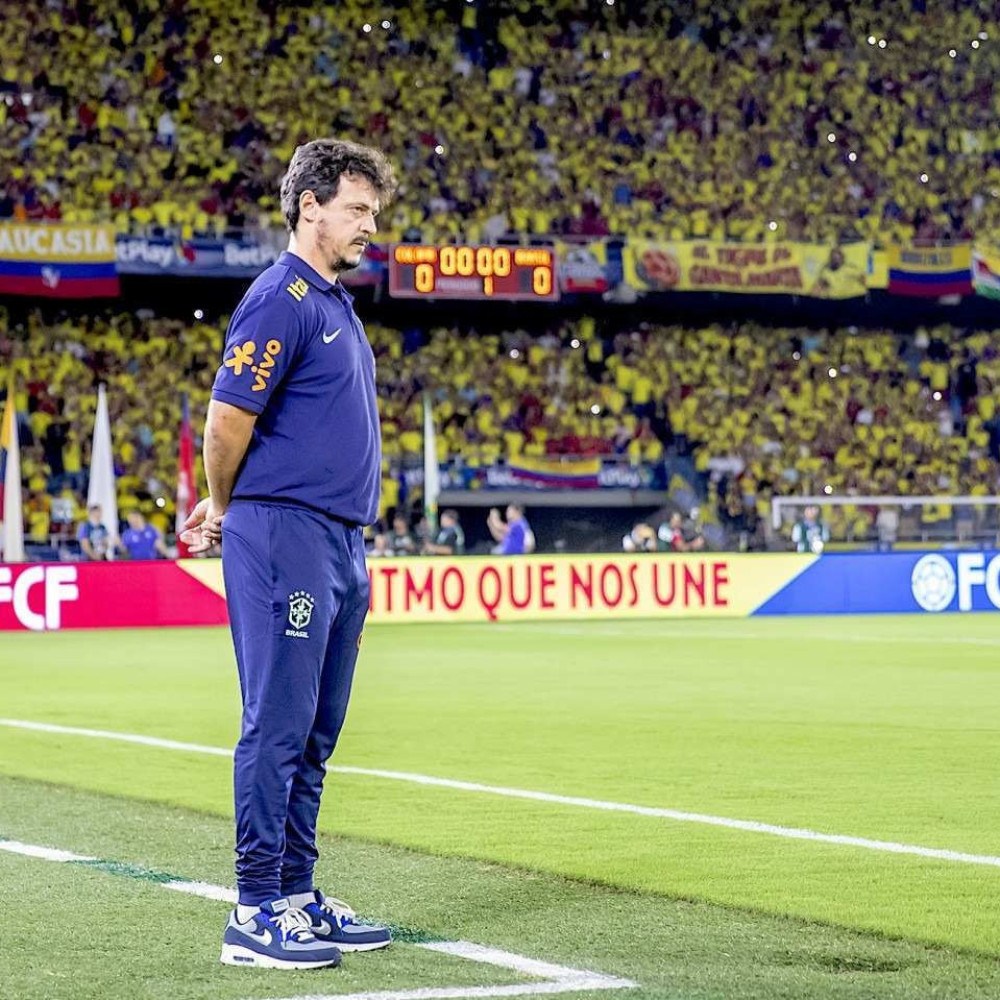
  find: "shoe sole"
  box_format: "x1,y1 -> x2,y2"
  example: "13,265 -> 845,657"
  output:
220,943 -> 341,969
333,938 -> 392,953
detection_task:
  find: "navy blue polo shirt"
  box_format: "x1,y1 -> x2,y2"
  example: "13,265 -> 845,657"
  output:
211,251 -> 381,526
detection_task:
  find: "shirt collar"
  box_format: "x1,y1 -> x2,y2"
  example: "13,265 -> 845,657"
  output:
279,250 -> 333,292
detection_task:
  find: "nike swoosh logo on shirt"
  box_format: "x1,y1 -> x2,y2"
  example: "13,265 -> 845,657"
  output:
323,328 -> 342,344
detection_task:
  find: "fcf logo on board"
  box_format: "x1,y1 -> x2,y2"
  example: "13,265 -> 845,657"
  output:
0,566 -> 79,630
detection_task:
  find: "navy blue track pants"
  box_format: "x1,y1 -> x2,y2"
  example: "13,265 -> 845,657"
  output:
221,500 -> 369,905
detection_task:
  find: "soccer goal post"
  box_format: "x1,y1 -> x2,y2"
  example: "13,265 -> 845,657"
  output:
770,495 -> 1000,548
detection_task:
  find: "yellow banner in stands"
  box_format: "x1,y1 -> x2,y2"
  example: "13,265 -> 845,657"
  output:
0,224 -> 116,262
623,241 -> 870,298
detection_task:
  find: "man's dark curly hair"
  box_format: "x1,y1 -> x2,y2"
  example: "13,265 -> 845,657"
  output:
279,139 -> 397,232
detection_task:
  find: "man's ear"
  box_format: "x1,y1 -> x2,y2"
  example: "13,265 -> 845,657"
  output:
298,189 -> 318,224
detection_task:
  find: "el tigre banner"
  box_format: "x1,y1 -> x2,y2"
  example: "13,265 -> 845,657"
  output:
623,241 -> 869,298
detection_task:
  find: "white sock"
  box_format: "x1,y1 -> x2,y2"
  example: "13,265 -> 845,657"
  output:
236,904 -> 261,924
286,891 -> 316,909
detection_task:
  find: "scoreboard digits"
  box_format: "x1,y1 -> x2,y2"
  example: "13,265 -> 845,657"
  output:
390,244 -> 559,301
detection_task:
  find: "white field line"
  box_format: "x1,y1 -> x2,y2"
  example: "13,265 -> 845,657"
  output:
0,840 -> 96,863
2,717 -> 1000,869
163,879 -> 237,903
262,943 -> 635,1000
0,839 -> 635,1000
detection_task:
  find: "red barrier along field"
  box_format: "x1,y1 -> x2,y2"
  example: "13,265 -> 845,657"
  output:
0,562 -> 228,631
0,555 -> 816,630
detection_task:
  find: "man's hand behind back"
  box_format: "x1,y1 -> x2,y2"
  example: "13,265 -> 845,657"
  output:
181,497 -> 225,553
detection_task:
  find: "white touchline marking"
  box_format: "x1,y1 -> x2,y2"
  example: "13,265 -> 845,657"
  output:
259,979 -> 633,1000
0,840 -> 96,863
163,879 -> 237,904
261,944 -> 635,1000
423,942 -> 635,988
3,717 -> 1000,869
0,838 -> 635,1000
0,718 -> 233,756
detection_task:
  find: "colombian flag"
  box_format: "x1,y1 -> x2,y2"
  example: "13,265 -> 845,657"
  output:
0,224 -> 119,298
887,244 -> 972,298
508,456 -> 602,489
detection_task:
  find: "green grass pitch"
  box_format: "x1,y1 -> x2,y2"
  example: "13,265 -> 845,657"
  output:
2,616 -> 1000,999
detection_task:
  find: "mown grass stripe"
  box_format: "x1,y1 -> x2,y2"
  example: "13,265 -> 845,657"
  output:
6,717 -> 1000,869
71,858 -> 180,883
1,836 -> 439,942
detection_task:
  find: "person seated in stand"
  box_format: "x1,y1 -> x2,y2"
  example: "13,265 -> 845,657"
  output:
622,522 -> 657,552
423,509 -> 465,555
367,532 -> 394,557
657,511 -> 706,553
388,514 -> 417,556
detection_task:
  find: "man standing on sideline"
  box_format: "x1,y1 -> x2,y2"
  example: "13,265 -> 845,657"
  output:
182,139 -> 396,970
487,504 -> 534,555
77,503 -> 111,560
118,510 -> 169,559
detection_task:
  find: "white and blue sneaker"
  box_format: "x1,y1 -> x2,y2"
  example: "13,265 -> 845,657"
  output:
301,891 -> 392,952
220,897 -> 343,969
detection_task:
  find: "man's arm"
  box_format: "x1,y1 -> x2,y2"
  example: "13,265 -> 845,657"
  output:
486,508 -> 506,543
183,400 -> 256,553
423,541 -> 455,555
204,399 -> 257,511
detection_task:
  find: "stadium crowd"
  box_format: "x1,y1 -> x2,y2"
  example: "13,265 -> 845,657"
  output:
2,0 -> 1000,243
3,309 -> 1000,551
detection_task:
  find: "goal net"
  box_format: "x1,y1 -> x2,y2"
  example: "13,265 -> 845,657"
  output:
769,495 -> 1000,550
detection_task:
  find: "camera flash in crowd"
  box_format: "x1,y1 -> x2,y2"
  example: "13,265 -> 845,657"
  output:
193,309 -> 204,320
213,53 -> 223,65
